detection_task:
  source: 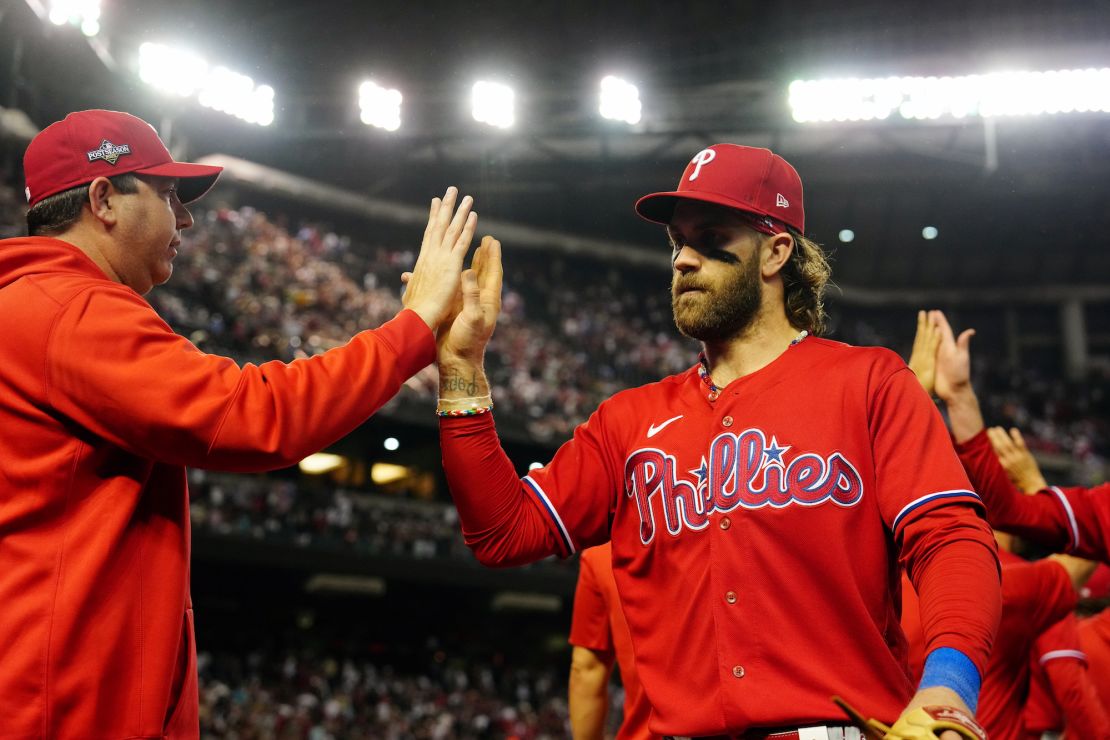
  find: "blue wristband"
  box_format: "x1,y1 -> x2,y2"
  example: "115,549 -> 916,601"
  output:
919,647 -> 981,712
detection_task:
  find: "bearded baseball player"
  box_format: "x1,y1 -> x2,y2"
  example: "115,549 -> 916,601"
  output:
435,144 -> 1001,739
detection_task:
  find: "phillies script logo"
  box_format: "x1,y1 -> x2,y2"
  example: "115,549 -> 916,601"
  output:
624,428 -> 864,544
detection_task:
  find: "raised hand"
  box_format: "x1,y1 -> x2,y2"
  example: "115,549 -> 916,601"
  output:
401,187 -> 477,331
987,426 -> 1048,493
931,310 -> 975,404
438,236 -> 502,364
908,310 -> 942,395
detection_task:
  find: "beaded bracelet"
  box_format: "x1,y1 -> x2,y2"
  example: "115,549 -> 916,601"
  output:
436,395 -> 494,417
436,404 -> 493,418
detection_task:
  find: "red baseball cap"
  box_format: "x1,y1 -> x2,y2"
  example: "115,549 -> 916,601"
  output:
635,144 -> 804,233
23,109 -> 223,207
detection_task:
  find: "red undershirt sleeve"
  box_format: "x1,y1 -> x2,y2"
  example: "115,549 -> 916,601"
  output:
954,430 -> 1072,550
439,413 -> 562,567
901,506 -> 1001,677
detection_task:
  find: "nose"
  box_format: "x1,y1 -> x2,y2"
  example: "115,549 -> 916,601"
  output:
671,243 -> 701,274
173,196 -> 194,230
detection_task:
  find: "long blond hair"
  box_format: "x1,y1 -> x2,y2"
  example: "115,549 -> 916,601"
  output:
781,230 -> 831,335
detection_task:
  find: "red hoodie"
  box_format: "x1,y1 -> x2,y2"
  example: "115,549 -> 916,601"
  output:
0,237 -> 434,739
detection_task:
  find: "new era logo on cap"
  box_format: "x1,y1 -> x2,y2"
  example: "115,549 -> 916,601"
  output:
634,143 -> 806,233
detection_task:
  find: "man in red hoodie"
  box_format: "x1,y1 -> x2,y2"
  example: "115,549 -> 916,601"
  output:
0,109 -> 479,738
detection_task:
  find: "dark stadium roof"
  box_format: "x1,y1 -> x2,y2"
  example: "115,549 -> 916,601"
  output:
3,0 -> 1110,290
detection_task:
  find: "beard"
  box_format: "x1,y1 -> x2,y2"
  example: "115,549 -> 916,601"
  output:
671,254 -> 762,342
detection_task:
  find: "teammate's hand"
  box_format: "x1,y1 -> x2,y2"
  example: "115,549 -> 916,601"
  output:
908,310 -> 941,395
436,235 -> 502,364
931,310 -> 975,404
986,426 -> 1047,493
401,187 -> 477,331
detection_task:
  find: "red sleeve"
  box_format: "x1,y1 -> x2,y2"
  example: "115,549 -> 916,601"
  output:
864,365 -> 1000,676
1036,619 -> 1110,739
901,507 -> 1001,677
954,430 -> 1074,551
1050,485 -> 1110,563
46,287 -> 434,471
868,366 -> 984,537
440,400 -> 621,565
1032,614 -> 1110,738
569,548 -> 614,653
439,412 -> 563,566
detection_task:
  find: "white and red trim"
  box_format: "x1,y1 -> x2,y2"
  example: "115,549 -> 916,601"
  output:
1039,649 -> 1087,665
523,476 -> 576,556
1048,486 -> 1081,553
892,489 -> 982,532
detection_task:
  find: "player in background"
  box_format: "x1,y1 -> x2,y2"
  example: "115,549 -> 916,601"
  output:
982,418 -> 1110,738
569,543 -> 657,740
920,309 -> 1110,560
909,310 -> 1109,739
433,144 -> 1000,738
0,109 -> 477,739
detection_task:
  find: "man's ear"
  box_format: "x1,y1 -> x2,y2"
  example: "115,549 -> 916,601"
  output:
87,177 -> 118,226
761,231 -> 794,278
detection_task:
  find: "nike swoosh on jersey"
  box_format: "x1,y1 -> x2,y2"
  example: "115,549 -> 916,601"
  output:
647,415 -> 684,438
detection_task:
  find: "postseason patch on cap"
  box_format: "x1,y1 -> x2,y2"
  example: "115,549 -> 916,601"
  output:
86,140 -> 132,166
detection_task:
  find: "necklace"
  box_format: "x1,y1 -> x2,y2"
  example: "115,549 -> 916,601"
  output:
697,330 -> 809,394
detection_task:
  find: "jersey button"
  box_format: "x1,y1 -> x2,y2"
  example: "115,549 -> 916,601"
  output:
708,390 -> 720,402
732,665 -> 745,679
725,591 -> 737,604
722,415 -> 734,428
719,517 -> 731,530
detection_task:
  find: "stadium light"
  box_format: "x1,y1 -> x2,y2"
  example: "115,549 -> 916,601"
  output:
599,75 -> 642,124
370,463 -> 409,484
789,68 -> 1110,123
838,229 -> 855,243
528,462 -> 543,470
472,81 -> 514,129
358,80 -> 402,131
922,226 -> 939,240
383,437 -> 400,451
138,42 -> 275,126
47,0 -> 100,36
299,452 -> 345,474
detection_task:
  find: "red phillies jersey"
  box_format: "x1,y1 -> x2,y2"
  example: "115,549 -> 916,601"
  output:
0,237 -> 435,738
570,543 -> 657,740
442,337 -> 1000,736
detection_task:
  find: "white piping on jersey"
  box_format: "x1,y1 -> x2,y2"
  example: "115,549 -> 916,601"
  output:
1039,649 -> 1087,665
891,489 -> 982,532
646,414 -> 683,438
1048,486 -> 1080,553
523,475 -> 576,556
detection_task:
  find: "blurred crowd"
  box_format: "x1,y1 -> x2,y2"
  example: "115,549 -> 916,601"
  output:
198,647 -> 569,739
189,469 -> 471,562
